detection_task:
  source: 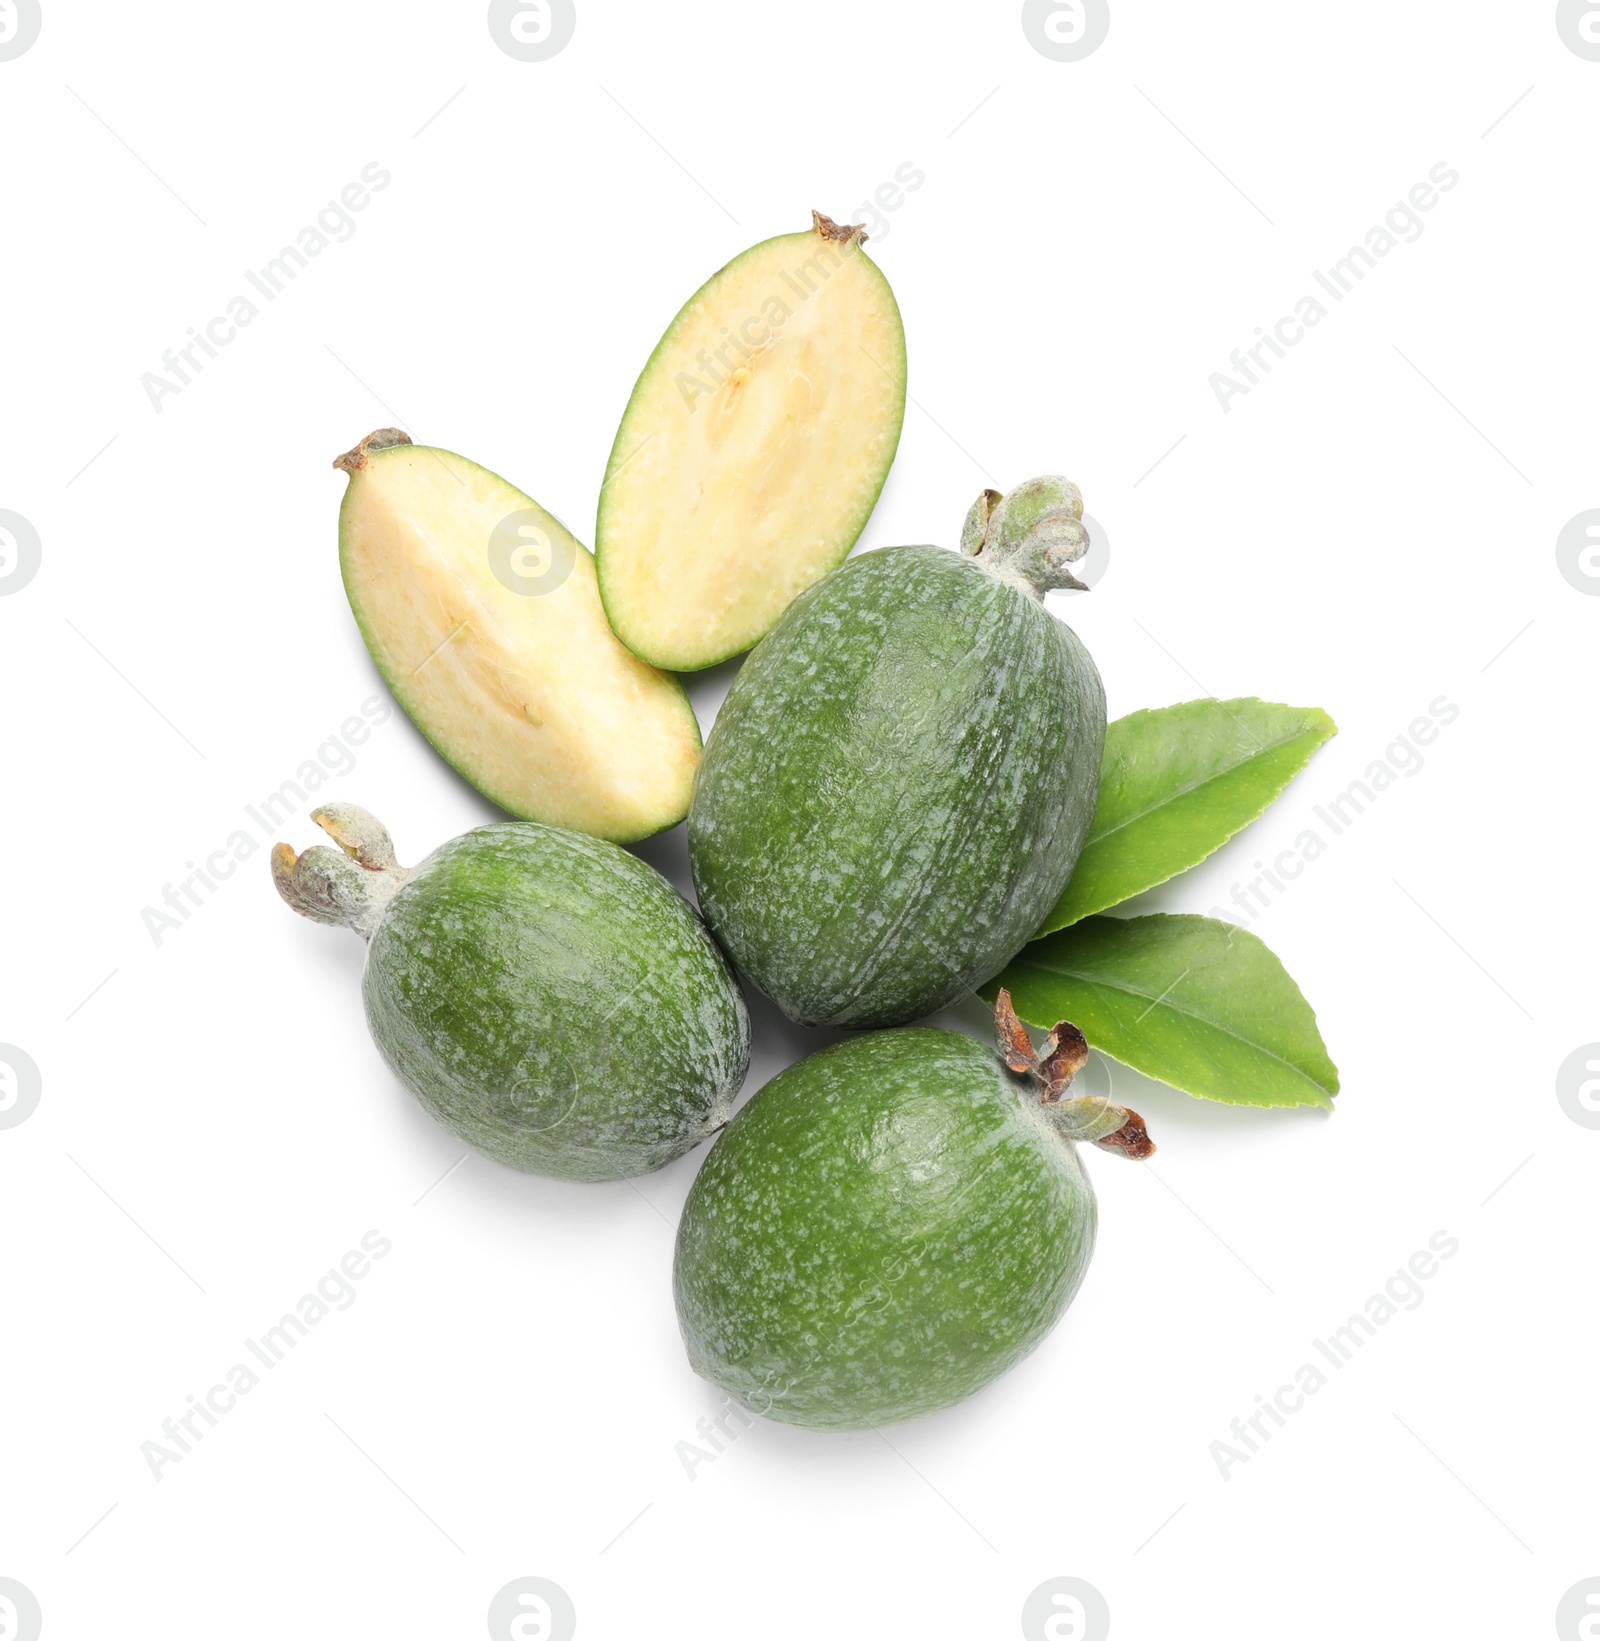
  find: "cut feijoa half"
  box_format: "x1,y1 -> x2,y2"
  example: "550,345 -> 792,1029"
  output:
596,213 -> 907,670
335,429 -> 700,843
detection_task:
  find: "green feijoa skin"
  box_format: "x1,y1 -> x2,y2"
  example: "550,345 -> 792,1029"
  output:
272,805 -> 749,1183
672,993 -> 1153,1432
688,478 -> 1106,1029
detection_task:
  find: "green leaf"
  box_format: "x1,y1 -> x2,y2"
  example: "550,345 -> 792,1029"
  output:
1038,698 -> 1337,936
985,913 -> 1339,1109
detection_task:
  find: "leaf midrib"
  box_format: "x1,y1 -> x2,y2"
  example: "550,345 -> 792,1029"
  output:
1087,722 -> 1323,846
1018,956 -> 1332,1092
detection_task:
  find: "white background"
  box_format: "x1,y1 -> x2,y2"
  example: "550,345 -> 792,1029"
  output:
2,3 -> 1595,1637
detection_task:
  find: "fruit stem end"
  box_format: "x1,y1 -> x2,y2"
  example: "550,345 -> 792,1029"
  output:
271,804 -> 413,941
993,990 -> 1154,1159
811,209 -> 868,247
962,477 -> 1090,601
333,428 -> 413,474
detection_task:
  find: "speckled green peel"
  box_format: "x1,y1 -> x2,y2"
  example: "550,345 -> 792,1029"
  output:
672,994 -> 1152,1431
272,807 -> 751,1182
688,486 -> 1106,1028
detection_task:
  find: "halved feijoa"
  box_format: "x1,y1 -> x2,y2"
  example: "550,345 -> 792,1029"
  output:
335,429 -> 700,843
596,213 -> 907,670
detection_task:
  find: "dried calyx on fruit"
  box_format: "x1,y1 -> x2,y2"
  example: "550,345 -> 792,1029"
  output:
994,988 -> 1155,1158
271,802 -> 412,940
961,476 -> 1092,599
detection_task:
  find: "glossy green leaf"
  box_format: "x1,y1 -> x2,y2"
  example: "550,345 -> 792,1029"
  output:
1039,698 -> 1337,936
986,913 -> 1339,1109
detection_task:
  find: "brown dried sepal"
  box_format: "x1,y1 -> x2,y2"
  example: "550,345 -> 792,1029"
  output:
1037,1021 -> 1089,1102
1095,1110 -> 1156,1161
992,992 -> 1154,1161
334,428 -> 413,474
812,210 -> 868,246
993,991 -> 1089,1099
994,988 -> 1038,1074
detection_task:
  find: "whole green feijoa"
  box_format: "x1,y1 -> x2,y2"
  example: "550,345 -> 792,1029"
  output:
688,477 -> 1106,1029
272,805 -> 749,1182
672,993 -> 1153,1432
